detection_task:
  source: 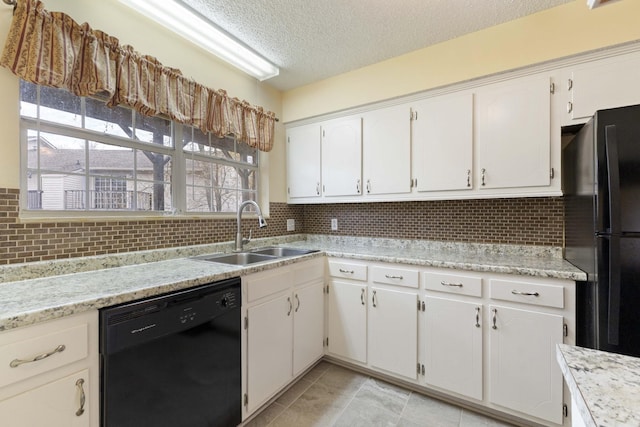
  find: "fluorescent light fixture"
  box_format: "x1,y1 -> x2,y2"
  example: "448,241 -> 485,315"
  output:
119,0 -> 279,81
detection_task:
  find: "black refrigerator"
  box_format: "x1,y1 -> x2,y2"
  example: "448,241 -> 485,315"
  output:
563,103 -> 640,357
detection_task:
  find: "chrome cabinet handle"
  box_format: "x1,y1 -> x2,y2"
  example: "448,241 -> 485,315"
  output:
492,308 -> 498,330
467,169 -> 471,187
511,290 -> 540,297
441,281 -> 463,288
287,297 -> 292,316
356,179 -> 361,193
475,307 -> 481,328
295,294 -> 300,312
567,101 -> 573,114
366,179 -> 371,194
10,344 -> 66,368
339,268 -> 354,274
481,168 -> 486,186
372,290 -> 377,308
316,182 -> 320,195
385,274 -> 403,280
75,378 -> 86,416
360,288 -> 365,305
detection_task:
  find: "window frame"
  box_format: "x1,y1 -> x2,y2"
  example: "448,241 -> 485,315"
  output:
19,82 -> 268,220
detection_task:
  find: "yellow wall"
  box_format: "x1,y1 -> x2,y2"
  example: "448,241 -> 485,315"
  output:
282,0 -> 640,123
0,0 -> 284,200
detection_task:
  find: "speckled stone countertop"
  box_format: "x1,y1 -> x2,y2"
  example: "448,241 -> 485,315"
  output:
557,344 -> 640,427
0,235 -> 586,332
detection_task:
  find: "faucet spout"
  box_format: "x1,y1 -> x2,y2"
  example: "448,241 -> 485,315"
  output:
235,200 -> 267,251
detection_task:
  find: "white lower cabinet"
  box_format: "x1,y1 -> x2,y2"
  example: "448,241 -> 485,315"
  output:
0,369 -> 90,427
244,258 -> 325,416
0,311 -> 98,427
423,296 -> 483,400
327,280 -> 367,363
369,286 -> 418,380
488,305 -> 564,424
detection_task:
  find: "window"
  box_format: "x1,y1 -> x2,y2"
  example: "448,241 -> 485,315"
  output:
20,81 -> 259,215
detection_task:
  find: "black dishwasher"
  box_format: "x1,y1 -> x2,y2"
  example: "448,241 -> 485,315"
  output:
100,277 -> 241,427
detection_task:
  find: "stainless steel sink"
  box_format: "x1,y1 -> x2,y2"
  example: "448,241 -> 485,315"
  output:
192,252 -> 277,266
249,247 -> 318,257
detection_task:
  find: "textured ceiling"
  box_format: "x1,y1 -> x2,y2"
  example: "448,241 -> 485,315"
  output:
180,0 -> 574,91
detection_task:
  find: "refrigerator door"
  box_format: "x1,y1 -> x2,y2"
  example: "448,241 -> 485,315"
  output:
596,235 -> 640,357
595,105 -> 640,234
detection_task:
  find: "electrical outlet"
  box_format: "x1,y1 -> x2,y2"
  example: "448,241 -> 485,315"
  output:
286,219 -> 295,231
331,218 -> 338,231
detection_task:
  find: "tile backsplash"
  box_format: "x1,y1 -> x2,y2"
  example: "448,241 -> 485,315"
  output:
0,187 -> 563,265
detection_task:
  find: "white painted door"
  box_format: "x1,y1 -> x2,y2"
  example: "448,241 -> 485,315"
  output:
246,294 -> 293,413
286,124 -> 322,199
568,52 -> 640,123
413,93 -> 474,192
293,281 -> 325,376
327,280 -> 367,363
368,287 -> 418,380
476,76 -> 551,190
488,305 -> 564,424
321,116 -> 362,197
0,369 -> 90,427
362,104 -> 411,196
423,296 -> 483,400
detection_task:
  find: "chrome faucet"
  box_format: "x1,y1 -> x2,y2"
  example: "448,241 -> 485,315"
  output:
235,200 -> 267,251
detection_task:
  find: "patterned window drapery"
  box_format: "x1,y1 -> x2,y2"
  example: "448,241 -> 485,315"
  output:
0,0 -> 276,152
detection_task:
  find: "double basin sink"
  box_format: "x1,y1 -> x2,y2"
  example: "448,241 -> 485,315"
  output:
192,247 -> 318,266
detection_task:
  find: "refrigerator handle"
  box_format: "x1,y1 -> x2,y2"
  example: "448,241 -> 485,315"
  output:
604,125 -> 621,235
607,235 -> 621,346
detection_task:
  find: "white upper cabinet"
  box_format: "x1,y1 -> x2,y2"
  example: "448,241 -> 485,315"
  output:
475,76 -> 551,190
564,51 -> 640,124
412,93 -> 474,193
321,116 -> 363,197
362,104 -> 412,197
286,124 -> 321,199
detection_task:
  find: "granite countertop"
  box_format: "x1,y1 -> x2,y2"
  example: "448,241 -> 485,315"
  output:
0,235 -> 586,332
557,344 -> 640,427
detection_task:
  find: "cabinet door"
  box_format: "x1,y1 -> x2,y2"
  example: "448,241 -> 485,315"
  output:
362,104 -> 411,196
327,280 -> 367,363
423,296 -> 482,400
293,281 -> 325,376
569,53 -> 640,122
413,93 -> 473,192
0,369 -> 90,427
247,294 -> 293,413
488,305 -> 564,424
321,116 -> 362,197
286,124 -> 322,199
476,76 -> 551,189
369,287 -> 418,380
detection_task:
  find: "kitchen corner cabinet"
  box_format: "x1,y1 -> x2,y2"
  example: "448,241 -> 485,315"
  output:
321,116 -> 363,197
563,51 -> 640,125
475,76 -> 552,190
362,104 -> 412,197
412,92 -> 474,193
286,124 -> 322,199
0,311 -> 99,427
244,258 -> 324,415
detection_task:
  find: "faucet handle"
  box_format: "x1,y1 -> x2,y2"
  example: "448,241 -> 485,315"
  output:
242,228 -> 253,245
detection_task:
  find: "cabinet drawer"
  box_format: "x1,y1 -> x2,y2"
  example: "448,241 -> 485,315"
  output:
423,272 -> 482,297
0,322 -> 88,388
371,265 -> 419,289
490,279 -> 564,308
328,260 -> 367,281
245,268 -> 293,302
292,258 -> 325,287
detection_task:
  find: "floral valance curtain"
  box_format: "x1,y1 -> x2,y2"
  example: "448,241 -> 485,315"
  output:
0,0 -> 276,152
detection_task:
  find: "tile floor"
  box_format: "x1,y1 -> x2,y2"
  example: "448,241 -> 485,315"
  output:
244,361 -> 518,427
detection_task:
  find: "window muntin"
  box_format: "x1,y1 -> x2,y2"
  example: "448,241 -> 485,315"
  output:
20,81 -> 259,215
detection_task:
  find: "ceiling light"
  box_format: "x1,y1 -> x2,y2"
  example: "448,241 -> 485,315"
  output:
118,0 -> 279,81
587,0 -> 622,9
